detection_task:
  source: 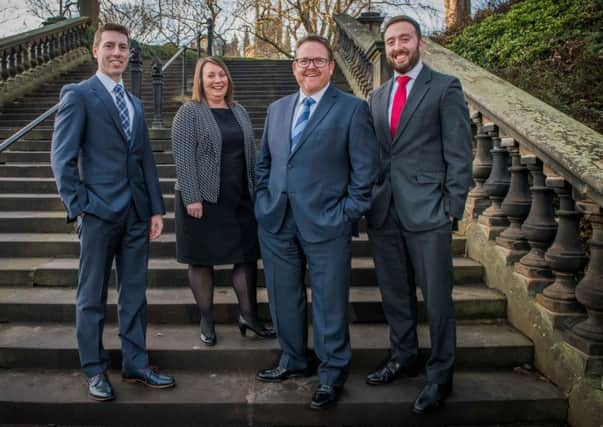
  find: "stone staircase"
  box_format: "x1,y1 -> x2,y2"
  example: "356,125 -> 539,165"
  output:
0,58 -> 567,426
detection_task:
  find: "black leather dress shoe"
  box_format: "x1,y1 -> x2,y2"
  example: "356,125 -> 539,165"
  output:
310,384 -> 342,410
366,358 -> 417,385
122,367 -> 176,389
256,365 -> 312,383
413,381 -> 453,414
87,372 -> 114,401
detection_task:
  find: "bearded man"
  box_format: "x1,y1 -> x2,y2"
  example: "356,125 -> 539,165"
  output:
364,15 -> 472,413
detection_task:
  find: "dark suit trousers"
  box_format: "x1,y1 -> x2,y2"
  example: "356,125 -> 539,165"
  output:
76,204 -> 150,377
259,205 -> 351,387
368,204 -> 455,384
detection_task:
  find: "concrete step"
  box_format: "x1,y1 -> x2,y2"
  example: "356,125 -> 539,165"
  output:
0,322 -> 531,370
0,163 -> 176,178
0,369 -> 566,426
0,150 -> 175,164
0,284 -> 502,324
0,193 -> 178,211
0,231 -> 421,258
0,127 -> 172,140
0,256 -> 483,288
0,177 -> 176,193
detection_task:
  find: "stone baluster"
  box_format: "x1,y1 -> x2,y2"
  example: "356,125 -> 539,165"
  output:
30,41 -> 41,68
496,138 -> 531,261
515,157 -> 557,295
467,112 -> 492,218
7,48 -> 17,79
479,124 -> 510,238
15,45 -> 25,74
568,205 -> 603,355
152,57 -> 164,129
1,50 -> 9,82
42,37 -> 51,63
538,179 -> 588,314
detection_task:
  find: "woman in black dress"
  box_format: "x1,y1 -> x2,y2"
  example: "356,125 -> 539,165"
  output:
171,57 -> 275,346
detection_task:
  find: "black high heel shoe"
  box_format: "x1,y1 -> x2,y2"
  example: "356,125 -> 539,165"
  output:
200,321 -> 216,346
238,315 -> 276,339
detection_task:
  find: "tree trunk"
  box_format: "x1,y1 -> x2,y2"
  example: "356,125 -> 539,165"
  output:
444,0 -> 471,31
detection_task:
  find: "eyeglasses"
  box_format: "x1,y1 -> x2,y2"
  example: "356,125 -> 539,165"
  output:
294,57 -> 330,68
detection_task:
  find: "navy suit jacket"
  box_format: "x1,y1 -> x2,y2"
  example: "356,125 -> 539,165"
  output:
255,84 -> 378,243
51,75 -> 165,223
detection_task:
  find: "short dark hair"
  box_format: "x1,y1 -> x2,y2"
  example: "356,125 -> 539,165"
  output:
93,23 -> 129,47
383,15 -> 422,40
295,34 -> 334,60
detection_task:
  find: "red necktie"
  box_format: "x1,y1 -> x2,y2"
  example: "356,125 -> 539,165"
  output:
390,75 -> 412,138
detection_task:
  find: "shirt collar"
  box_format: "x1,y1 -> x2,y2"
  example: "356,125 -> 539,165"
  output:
393,60 -> 423,82
96,70 -> 125,94
298,82 -> 330,107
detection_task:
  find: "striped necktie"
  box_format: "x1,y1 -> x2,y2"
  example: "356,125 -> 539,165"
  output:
113,84 -> 131,141
291,97 -> 316,151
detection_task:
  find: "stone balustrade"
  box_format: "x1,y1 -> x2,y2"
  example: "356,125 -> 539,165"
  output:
0,18 -> 91,107
0,17 -> 89,83
333,13 -> 603,370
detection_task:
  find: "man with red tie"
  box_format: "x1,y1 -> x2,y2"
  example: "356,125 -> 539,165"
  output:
364,16 -> 472,413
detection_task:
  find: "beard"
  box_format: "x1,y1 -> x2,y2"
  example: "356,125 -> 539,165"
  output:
387,47 -> 421,74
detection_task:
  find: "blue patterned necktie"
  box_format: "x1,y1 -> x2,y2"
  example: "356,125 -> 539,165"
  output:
113,84 -> 131,141
291,97 -> 316,151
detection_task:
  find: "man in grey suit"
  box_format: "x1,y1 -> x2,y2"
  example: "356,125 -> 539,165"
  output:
254,35 -> 378,409
51,23 -> 175,401
365,16 -> 472,413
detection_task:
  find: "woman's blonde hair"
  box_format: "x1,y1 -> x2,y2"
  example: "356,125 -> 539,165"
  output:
191,56 -> 234,104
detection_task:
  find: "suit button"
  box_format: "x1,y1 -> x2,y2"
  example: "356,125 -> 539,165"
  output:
288,164 -> 292,169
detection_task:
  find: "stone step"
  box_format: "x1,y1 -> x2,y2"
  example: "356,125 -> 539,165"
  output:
0,322 -> 531,370
0,232 -> 407,259
0,163 -> 173,178
0,369 -> 565,426
0,256 -> 483,288
0,128 -> 172,140
0,285 -> 504,324
0,150 -> 176,164
0,177 -> 177,193
0,193 -> 180,211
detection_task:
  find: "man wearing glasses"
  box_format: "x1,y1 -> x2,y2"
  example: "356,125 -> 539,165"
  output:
254,35 -> 378,409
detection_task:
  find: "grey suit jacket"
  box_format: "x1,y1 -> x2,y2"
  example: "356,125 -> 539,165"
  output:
255,84 -> 379,243
366,65 -> 473,232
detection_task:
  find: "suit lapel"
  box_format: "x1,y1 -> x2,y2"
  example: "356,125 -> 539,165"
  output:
289,85 -> 337,158
393,65 -> 432,144
375,80 -> 394,151
127,92 -> 141,149
90,76 -> 129,144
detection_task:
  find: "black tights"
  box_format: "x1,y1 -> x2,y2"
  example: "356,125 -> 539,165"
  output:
188,262 -> 259,333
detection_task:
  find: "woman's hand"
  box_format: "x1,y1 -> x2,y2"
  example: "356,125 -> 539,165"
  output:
186,202 -> 203,219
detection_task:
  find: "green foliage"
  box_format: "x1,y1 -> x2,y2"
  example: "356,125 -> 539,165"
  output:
442,0 -> 603,133
446,0 -> 602,68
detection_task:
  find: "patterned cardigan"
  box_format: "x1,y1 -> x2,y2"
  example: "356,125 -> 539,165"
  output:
171,100 -> 256,205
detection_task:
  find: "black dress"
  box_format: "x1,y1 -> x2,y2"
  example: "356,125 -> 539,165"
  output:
175,108 -> 259,266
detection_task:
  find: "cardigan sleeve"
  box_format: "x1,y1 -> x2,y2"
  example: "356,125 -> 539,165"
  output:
171,103 -> 203,205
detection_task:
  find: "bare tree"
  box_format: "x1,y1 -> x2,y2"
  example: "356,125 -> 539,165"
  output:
234,0 -> 437,58
26,0 -> 78,19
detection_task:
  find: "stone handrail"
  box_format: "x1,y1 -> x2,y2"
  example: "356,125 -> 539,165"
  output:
332,12 -> 603,407
332,14 -> 388,98
0,17 -> 90,83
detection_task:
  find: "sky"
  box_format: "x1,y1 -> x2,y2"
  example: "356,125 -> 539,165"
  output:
0,1 -> 489,40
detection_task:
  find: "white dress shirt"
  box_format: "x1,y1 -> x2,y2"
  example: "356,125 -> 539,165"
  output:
96,71 -> 134,130
387,61 -> 424,128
